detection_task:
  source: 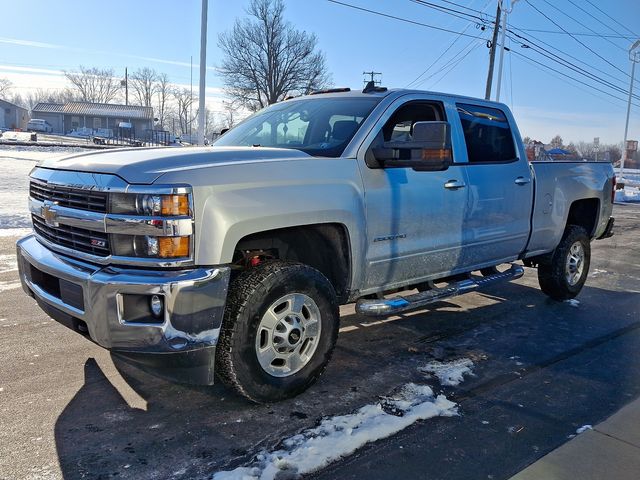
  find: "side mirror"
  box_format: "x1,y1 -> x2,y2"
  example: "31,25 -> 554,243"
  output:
372,121 -> 452,171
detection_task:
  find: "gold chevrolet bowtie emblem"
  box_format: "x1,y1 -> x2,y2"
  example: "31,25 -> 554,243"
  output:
41,200 -> 59,227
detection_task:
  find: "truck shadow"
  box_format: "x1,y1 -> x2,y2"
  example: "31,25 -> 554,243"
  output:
53,282 -> 640,479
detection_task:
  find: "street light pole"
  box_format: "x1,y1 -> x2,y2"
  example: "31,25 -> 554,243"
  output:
621,39 -> 640,179
495,0 -> 519,102
197,0 -> 208,146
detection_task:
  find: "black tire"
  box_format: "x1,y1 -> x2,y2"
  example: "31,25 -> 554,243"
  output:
216,260 -> 339,403
538,225 -> 591,301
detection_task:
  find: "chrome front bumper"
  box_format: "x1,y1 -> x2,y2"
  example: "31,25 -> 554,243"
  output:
17,234 -> 231,384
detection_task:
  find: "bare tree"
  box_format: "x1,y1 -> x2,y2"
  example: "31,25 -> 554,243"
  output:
0,77 -> 12,98
130,67 -> 158,107
549,135 -> 564,149
172,87 -> 197,137
221,100 -> 238,129
20,88 -> 79,110
155,72 -> 171,128
64,66 -> 120,103
218,0 -> 330,111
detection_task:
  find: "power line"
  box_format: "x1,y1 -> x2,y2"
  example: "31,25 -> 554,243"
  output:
563,0 -> 631,48
512,51 -> 621,107
410,0 -> 488,23
510,48 -> 640,109
422,0 -> 638,39
326,0 -> 489,40
540,0 -> 627,53
326,0 -> 640,109
507,25 -> 632,86
583,0 -> 639,39
427,42 -> 483,89
506,29 -> 640,100
524,0 -> 632,81
405,1 -> 490,88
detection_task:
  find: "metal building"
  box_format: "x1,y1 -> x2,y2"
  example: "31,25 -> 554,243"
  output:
31,102 -> 154,135
0,98 -> 29,130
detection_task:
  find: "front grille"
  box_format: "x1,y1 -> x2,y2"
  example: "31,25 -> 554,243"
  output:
30,181 -> 108,213
32,215 -> 110,257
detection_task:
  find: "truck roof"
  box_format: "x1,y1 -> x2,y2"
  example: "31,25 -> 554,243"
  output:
290,88 -> 509,110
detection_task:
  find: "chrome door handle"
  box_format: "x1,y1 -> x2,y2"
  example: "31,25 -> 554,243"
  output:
444,180 -> 466,190
515,177 -> 531,185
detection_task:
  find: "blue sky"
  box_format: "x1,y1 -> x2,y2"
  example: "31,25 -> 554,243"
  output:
1,0 -> 639,144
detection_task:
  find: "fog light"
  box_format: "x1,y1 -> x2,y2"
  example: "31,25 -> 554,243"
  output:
150,295 -> 164,318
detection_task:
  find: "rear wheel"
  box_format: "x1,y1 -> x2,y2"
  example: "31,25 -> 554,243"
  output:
538,225 -> 590,301
216,261 -> 339,403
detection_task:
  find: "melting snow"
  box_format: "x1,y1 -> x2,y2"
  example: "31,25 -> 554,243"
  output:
418,358 -> 475,386
213,359 -> 475,480
0,281 -> 21,293
0,254 -> 18,273
212,383 -> 457,480
576,425 -> 593,434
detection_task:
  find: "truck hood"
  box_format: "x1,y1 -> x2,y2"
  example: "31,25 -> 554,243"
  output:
38,146 -> 312,184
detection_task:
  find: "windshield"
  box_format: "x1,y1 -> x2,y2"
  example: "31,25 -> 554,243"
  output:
214,96 -> 381,157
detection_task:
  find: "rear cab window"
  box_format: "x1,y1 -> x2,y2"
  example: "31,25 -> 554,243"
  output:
456,103 -> 516,163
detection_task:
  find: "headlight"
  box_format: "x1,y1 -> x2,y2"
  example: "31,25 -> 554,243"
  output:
113,235 -> 191,259
110,193 -> 190,216
108,190 -> 193,261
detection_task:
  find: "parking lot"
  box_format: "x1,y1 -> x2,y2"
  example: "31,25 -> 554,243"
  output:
0,203 -> 639,480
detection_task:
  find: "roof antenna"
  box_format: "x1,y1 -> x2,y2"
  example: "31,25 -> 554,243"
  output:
362,80 -> 388,94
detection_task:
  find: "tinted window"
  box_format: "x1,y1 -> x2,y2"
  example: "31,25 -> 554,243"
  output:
457,103 -> 516,163
214,97 -> 380,158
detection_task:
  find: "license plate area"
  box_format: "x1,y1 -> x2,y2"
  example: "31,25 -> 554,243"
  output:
26,262 -> 85,312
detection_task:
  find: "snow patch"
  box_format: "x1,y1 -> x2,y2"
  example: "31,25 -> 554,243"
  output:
0,227 -> 32,237
418,358 -> 475,386
0,281 -> 21,292
576,425 -> 593,434
0,254 -> 18,273
564,299 -> 580,307
212,384 -> 458,480
615,186 -> 640,203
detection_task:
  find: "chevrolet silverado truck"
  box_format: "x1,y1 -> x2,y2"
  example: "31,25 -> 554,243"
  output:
16,86 -> 615,402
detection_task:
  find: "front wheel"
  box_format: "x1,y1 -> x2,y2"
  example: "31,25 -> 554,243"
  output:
216,261 -> 339,403
538,225 -> 591,301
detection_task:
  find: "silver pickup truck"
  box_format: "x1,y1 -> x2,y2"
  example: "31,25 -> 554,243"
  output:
16,87 -> 615,402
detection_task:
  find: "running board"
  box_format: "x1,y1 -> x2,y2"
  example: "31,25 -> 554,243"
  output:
356,264 -> 525,317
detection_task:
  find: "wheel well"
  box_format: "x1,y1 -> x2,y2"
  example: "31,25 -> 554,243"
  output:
566,198 -> 600,237
233,224 -> 352,303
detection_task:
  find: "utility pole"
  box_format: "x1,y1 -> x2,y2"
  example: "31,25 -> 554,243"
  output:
121,67 -> 128,105
485,2 -> 501,100
197,0 -> 208,146
363,71 -> 382,87
621,39 -> 640,178
190,55 -> 193,142
496,0 -> 519,102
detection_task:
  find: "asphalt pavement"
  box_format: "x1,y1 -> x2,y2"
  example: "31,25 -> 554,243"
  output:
1,203 -> 638,480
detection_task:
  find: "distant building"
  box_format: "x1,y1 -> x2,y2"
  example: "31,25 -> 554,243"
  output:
31,101 -> 154,135
0,98 -> 29,130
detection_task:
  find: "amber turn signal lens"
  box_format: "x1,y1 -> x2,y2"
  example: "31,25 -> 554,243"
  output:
161,195 -> 189,216
421,148 -> 452,161
158,236 -> 190,258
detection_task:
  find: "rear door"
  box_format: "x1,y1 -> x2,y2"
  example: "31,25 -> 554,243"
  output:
454,102 -> 533,267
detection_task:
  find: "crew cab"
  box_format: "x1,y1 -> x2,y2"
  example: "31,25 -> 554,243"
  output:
16,86 -> 615,402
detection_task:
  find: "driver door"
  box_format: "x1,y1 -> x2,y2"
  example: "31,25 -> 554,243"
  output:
357,95 -> 470,292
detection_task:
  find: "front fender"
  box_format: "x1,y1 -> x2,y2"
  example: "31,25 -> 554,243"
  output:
159,158 -> 367,290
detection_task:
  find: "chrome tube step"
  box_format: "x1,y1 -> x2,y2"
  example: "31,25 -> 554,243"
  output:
356,264 -> 525,317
